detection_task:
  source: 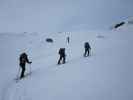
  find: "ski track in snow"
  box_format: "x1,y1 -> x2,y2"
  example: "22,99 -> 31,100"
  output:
2,75 -> 33,100
0,31 -> 109,100
1,79 -> 21,100
1,54 -> 91,100
1,25 -> 133,100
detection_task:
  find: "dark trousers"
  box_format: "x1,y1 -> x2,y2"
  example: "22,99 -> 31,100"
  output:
20,64 -> 26,78
67,39 -> 69,44
58,56 -> 66,64
84,49 -> 90,57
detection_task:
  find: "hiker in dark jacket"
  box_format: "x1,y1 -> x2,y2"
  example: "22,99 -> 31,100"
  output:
67,36 -> 70,44
84,42 -> 91,57
58,48 -> 66,64
19,52 -> 32,79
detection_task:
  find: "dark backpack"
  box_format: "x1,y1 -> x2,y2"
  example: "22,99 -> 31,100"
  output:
59,48 -> 65,55
19,53 -> 28,64
84,42 -> 90,49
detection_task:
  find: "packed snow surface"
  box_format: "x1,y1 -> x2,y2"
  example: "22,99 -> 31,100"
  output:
0,24 -> 133,100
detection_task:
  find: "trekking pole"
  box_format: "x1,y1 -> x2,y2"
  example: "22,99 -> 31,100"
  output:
16,66 -> 21,79
29,63 -> 32,74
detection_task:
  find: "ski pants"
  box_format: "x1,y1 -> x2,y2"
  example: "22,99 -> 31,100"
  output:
58,55 -> 66,64
20,64 -> 26,78
84,48 -> 90,57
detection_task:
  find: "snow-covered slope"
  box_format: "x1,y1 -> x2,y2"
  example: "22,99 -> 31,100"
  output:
0,24 -> 133,100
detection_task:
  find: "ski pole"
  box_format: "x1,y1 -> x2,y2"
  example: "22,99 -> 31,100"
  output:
29,63 -> 32,74
17,66 -> 21,79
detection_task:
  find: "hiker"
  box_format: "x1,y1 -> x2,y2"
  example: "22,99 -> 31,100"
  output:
58,48 -> 66,64
84,42 -> 91,57
67,36 -> 70,44
19,52 -> 32,79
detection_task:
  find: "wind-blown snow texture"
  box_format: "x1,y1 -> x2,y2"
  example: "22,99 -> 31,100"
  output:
0,24 -> 133,100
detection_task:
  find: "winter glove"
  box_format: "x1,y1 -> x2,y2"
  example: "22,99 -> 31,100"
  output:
29,62 -> 32,64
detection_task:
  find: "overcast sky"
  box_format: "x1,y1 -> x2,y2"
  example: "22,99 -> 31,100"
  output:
0,0 -> 133,33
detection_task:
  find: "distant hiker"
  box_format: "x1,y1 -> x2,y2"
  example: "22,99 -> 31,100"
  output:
84,42 -> 91,57
58,48 -> 66,64
19,52 -> 32,79
66,36 -> 70,44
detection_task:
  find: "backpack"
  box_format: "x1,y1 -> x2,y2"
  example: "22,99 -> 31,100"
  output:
20,53 -> 27,64
84,42 -> 90,49
59,48 -> 65,55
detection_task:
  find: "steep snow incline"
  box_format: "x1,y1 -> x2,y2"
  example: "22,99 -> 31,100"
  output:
0,25 -> 133,100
